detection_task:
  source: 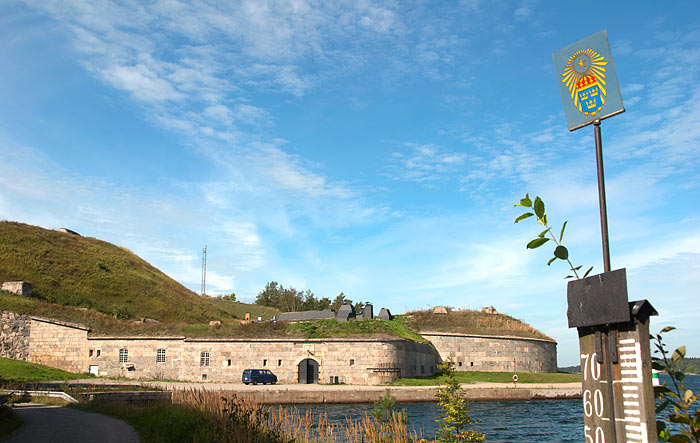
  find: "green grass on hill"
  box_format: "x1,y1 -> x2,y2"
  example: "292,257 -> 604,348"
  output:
0,221 -> 256,323
0,357 -> 92,383
205,297 -> 279,321
404,308 -> 553,341
288,317 -> 428,342
388,371 -> 581,386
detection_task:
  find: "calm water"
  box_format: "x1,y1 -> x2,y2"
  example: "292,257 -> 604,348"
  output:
282,375 -> 700,443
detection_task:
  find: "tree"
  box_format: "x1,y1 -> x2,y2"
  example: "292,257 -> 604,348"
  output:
222,292 -> 236,301
318,297 -> 331,310
434,359 -> 485,443
331,292 -> 351,311
255,281 -> 281,307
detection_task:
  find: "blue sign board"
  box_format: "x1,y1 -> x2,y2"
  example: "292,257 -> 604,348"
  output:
553,30 -> 624,131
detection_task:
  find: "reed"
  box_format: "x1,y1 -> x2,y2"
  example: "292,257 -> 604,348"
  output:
171,388 -> 426,443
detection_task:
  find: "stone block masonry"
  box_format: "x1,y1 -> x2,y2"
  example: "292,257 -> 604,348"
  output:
1,282 -> 32,297
0,311 -> 558,384
87,337 -> 438,385
421,332 -> 557,373
0,311 -> 31,361
28,317 -> 89,373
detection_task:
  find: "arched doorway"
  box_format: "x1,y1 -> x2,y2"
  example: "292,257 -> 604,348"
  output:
298,358 -> 319,384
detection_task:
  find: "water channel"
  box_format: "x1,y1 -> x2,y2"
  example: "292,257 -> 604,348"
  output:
281,374 -> 699,442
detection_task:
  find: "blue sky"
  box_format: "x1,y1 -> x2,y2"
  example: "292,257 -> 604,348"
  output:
1,1 -> 698,366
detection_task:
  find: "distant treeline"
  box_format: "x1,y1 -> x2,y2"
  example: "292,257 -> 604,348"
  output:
558,357 -> 699,375
254,281 -> 365,313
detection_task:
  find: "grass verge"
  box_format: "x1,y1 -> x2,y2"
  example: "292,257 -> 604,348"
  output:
73,400 -> 223,443
0,405 -> 22,440
387,371 -> 581,386
0,357 -> 91,383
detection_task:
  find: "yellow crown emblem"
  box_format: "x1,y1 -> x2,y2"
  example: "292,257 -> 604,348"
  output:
561,48 -> 608,116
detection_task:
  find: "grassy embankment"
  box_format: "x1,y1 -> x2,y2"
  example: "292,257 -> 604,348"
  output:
388,370 -> 580,386
403,308 -> 554,341
0,221 -> 278,325
0,357 -> 91,383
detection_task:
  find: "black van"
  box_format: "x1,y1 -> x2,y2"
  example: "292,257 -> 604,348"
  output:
242,369 -> 277,385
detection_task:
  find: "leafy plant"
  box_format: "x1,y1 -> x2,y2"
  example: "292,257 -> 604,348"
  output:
653,326 -> 699,442
433,359 -> 485,443
514,193 -> 592,279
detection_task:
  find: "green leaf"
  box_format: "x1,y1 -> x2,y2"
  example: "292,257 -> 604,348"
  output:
657,399 -> 670,413
526,238 -> 549,249
515,194 -> 532,207
565,275 -> 574,279
559,221 -> 567,242
668,434 -> 690,442
514,212 -> 534,223
661,326 -> 676,333
533,197 -> 545,219
652,361 -> 666,371
554,245 -> 569,260
670,413 -> 691,425
672,346 -> 686,362
538,229 -> 548,238
547,257 -> 557,266
583,266 -> 593,278
573,265 -> 582,271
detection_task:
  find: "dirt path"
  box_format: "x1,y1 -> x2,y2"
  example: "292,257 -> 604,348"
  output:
5,403 -> 140,443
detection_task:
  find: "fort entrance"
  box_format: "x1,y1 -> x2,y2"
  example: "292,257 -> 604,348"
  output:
297,358 -> 319,384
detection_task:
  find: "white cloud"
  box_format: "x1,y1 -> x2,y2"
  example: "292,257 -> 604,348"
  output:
388,143 -> 468,183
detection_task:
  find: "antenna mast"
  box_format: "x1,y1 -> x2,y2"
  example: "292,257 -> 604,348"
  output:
201,245 -> 207,296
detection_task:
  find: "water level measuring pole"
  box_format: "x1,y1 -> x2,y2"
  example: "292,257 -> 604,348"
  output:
554,30 -> 658,443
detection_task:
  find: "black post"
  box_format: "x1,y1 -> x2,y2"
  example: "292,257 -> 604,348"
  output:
594,120 -> 611,273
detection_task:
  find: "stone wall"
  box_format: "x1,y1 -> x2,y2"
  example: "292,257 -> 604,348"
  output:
1,282 -> 32,297
86,337 -> 439,385
0,310 -> 558,382
86,337 -> 184,379
0,311 -> 31,361
27,317 -> 89,373
421,332 -> 557,373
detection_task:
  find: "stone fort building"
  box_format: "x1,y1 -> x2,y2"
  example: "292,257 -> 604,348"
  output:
0,311 -> 557,385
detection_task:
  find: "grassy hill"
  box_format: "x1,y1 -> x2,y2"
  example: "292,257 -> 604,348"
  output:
404,308 -> 553,341
0,221 -> 277,324
0,221 -> 552,343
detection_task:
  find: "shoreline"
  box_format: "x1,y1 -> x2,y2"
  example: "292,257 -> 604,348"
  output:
53,379 -> 582,404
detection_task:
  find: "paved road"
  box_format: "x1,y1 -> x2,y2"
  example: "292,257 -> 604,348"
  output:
5,403 -> 140,443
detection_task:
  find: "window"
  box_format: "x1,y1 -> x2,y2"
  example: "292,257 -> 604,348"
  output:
458,361 -> 462,367
349,359 -> 355,366
202,374 -> 207,380
278,360 -> 282,366
89,349 -> 94,357
96,350 -> 101,357
421,365 -> 425,374
227,359 -> 232,366
470,362 -> 474,367
119,349 -> 128,363
157,349 -> 166,363
263,359 -> 267,366
200,351 -> 210,367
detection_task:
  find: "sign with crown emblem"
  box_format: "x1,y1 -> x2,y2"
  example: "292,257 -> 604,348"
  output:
553,30 -> 624,131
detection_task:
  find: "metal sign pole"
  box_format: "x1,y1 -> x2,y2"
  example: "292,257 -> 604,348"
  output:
594,120 -> 612,273
557,30 -> 657,443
